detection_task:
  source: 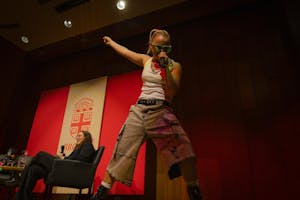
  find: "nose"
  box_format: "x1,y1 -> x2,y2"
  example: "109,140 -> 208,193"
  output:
158,51 -> 167,58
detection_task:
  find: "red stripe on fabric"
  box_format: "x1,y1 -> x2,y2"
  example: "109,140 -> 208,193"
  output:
26,86 -> 70,156
26,86 -> 70,193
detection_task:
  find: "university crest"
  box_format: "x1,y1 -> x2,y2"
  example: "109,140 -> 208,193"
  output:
70,97 -> 94,138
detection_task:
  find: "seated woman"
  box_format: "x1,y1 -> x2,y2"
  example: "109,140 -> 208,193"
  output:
14,130 -> 96,200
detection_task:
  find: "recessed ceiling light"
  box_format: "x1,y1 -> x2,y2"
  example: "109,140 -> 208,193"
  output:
116,0 -> 126,10
64,20 -> 72,28
21,36 -> 29,44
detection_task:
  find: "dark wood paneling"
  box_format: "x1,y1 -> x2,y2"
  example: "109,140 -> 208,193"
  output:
0,37 -> 26,153
26,0 -> 257,64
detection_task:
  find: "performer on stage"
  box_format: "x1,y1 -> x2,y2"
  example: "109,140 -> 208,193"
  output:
91,29 -> 202,200
14,131 -> 95,200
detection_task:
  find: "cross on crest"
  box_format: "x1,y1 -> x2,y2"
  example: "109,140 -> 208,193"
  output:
70,97 -> 94,138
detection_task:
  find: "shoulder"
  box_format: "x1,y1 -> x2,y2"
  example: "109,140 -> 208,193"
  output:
80,142 -> 94,150
142,54 -> 152,66
174,61 -> 181,69
169,59 -> 182,72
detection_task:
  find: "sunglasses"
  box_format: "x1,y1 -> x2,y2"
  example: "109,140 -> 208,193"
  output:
151,44 -> 172,55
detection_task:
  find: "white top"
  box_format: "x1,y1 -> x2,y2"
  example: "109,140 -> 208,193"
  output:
139,58 -> 166,100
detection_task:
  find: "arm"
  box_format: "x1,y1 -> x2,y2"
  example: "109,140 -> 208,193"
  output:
166,61 -> 182,92
65,142 -> 95,163
103,36 -> 150,67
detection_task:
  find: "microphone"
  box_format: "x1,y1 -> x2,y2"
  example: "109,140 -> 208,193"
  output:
160,57 -> 167,68
60,145 -> 65,156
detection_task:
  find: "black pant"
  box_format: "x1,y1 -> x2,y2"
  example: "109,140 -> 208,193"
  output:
14,152 -> 55,200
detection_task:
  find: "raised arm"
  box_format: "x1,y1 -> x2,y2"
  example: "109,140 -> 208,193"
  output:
103,36 -> 150,67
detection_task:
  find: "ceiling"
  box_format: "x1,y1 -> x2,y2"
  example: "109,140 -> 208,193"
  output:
0,0 -> 186,51
1,0 -> 260,63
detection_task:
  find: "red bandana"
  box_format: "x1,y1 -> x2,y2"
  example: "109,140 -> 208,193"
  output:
153,61 -> 166,81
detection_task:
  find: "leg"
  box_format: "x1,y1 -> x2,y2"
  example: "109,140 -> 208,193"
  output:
179,158 -> 202,200
90,171 -> 115,200
14,164 -> 48,200
91,105 -> 145,200
30,152 -> 55,172
147,107 -> 202,200
102,171 -> 115,186
179,157 -> 198,186
91,129 -> 145,200
14,165 -> 31,200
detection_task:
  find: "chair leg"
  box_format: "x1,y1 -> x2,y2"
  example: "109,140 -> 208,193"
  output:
43,185 -> 52,200
44,185 -> 47,200
76,189 -> 82,200
49,186 -> 53,199
43,185 -> 48,200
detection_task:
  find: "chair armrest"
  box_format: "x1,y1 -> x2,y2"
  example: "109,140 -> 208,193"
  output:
52,159 -> 92,169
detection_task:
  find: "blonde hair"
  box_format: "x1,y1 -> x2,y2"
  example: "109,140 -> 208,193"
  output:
147,29 -> 171,55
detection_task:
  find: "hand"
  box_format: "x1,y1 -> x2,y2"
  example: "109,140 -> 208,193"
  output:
158,52 -> 169,68
57,153 -> 65,159
103,36 -> 113,46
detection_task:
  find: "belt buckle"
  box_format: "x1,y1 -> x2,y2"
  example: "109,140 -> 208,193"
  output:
148,100 -> 156,105
138,99 -> 160,105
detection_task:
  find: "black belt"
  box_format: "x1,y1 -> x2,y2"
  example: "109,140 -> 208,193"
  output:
137,99 -> 171,107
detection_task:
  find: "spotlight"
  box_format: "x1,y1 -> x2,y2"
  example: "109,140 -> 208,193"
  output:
21,36 -> 29,44
64,20 -> 72,28
116,0 -> 126,10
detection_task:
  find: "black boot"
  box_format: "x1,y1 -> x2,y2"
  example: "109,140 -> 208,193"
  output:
90,185 -> 109,200
187,185 -> 202,200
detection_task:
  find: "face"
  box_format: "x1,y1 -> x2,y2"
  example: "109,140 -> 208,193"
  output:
150,34 -> 171,62
76,131 -> 85,143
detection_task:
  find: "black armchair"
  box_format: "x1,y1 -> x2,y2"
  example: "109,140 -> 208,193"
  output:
44,146 -> 105,199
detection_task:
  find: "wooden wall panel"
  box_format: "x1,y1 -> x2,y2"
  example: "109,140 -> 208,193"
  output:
0,38 -> 25,152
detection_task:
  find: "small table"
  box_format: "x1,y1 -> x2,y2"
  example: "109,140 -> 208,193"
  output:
0,166 -> 24,172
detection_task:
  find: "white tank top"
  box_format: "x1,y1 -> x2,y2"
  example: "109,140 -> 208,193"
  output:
139,58 -> 166,100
